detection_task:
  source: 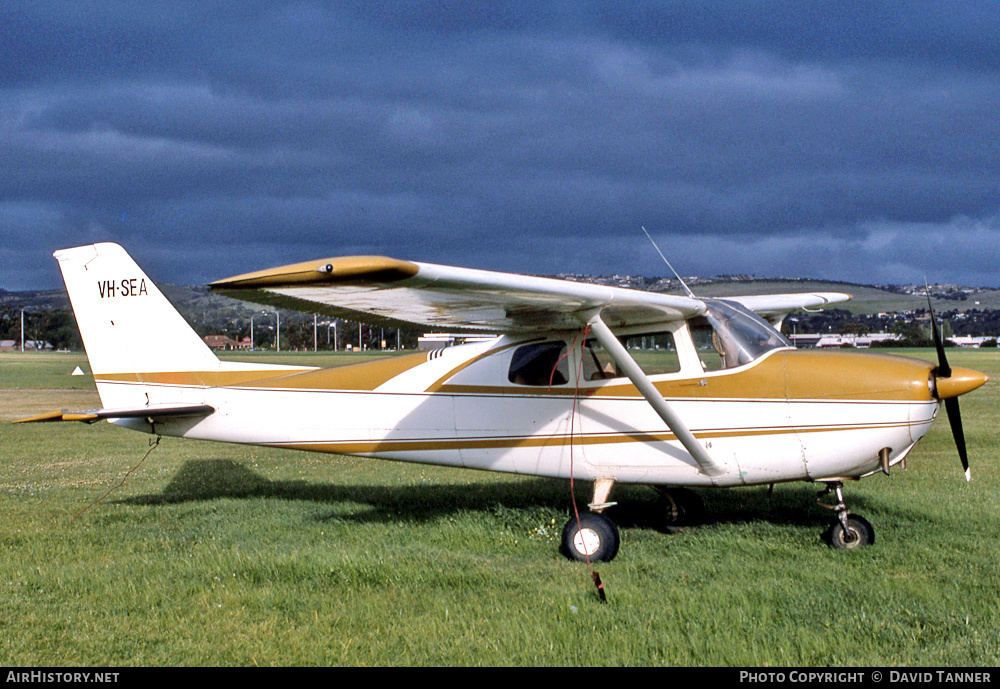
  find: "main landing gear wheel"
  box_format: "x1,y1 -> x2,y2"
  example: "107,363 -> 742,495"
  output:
655,487 -> 705,529
561,512 -> 620,563
825,515 -> 875,550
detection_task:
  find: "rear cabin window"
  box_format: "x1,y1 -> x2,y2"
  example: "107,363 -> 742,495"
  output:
508,342 -> 569,386
582,332 -> 681,380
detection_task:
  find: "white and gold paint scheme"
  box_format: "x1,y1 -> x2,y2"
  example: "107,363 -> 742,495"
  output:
20,243 -> 988,561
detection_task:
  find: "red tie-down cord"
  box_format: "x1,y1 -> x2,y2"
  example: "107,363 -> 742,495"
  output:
550,323 -> 607,603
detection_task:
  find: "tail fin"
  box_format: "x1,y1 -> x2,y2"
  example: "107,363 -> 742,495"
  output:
55,243 -> 221,375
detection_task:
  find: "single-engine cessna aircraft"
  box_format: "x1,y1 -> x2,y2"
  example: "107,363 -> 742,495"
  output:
19,243 -> 989,562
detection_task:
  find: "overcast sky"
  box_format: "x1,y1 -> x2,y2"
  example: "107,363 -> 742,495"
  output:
4,1 -> 1000,291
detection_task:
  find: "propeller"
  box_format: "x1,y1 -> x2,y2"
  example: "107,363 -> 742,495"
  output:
926,293 -> 974,481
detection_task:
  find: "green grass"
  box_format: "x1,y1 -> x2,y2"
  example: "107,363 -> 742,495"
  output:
0,351 -> 97,390
1,349 -> 999,666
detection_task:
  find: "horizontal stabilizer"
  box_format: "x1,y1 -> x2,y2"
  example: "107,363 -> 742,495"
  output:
15,403 -> 215,425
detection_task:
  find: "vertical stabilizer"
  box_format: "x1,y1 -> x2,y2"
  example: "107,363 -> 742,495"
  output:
55,243 -> 221,375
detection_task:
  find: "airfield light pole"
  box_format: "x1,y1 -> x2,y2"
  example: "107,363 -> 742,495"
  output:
252,311 -> 279,351
20,307 -> 33,352
788,317 -> 799,346
262,311 -> 279,352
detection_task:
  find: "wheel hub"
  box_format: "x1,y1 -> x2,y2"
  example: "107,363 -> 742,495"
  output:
573,528 -> 601,556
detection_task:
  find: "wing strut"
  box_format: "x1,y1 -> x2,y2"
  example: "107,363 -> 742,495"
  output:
587,315 -> 726,478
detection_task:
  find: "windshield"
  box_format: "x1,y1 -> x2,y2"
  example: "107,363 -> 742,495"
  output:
694,299 -> 791,369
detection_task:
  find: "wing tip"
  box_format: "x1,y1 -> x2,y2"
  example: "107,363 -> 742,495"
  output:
210,256 -> 419,290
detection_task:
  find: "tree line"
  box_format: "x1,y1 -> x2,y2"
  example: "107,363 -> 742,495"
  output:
5,290 -> 999,353
1,288 -> 422,352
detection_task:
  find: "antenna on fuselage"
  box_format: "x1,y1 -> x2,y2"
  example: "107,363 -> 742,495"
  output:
641,226 -> 695,298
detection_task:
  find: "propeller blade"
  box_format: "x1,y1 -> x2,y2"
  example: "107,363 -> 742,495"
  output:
926,291 -> 951,377
927,290 -> 973,481
944,396 -> 971,482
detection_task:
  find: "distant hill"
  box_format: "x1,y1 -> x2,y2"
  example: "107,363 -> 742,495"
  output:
555,276 -> 1000,316
1,284 -> 281,350
664,280 -> 1000,316
2,284 -> 268,321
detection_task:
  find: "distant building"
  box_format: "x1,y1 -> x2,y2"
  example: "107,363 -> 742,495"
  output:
792,332 -> 998,349
790,333 -> 901,349
203,335 -> 246,350
418,333 -> 496,350
949,336 -> 997,348
22,340 -> 53,351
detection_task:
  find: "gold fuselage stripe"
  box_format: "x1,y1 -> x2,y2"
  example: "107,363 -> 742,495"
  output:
95,348 -> 936,403
96,351 -> 430,390
264,417 -> 931,456
90,346 -> 941,460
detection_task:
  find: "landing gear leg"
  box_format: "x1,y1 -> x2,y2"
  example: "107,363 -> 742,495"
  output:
654,486 -> 705,530
818,481 -> 875,550
560,479 -> 620,562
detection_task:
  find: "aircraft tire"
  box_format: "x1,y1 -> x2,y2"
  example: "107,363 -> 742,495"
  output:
560,512 -> 620,563
656,487 -> 705,529
825,515 -> 875,550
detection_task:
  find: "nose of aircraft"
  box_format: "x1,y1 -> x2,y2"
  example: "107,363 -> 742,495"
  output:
923,296 -> 991,482
930,363 -> 989,482
934,366 -> 990,400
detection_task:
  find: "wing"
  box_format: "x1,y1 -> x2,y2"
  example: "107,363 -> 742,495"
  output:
209,256 -> 708,333
721,292 -> 852,325
210,254 -> 850,333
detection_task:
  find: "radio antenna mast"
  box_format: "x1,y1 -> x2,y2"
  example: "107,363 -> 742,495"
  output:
641,226 -> 695,298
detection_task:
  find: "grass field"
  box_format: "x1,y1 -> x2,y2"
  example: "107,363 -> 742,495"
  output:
2,349 -> 998,666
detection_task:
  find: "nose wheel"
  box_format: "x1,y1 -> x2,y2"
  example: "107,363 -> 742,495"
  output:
825,514 -> 875,549
819,482 -> 875,550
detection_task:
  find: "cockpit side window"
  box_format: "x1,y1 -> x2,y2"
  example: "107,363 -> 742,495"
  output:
690,317 -> 727,370
508,341 -> 569,386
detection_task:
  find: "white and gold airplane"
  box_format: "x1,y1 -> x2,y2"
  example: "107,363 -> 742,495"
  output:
19,243 -> 989,562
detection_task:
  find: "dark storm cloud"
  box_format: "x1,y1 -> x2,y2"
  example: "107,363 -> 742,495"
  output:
3,1 -> 1000,290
